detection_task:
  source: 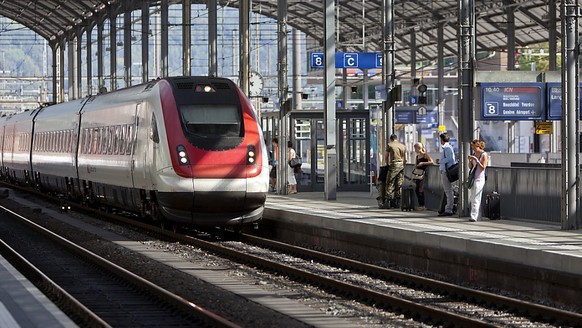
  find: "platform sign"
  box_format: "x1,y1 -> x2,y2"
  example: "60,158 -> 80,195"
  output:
535,121 -> 553,134
310,53 -> 324,68
416,109 -> 438,128
309,52 -> 383,69
480,83 -> 544,120
546,83 -> 582,120
394,109 -> 415,124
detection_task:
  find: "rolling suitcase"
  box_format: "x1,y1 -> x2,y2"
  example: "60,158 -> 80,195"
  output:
483,192 -> 501,220
400,183 -> 415,211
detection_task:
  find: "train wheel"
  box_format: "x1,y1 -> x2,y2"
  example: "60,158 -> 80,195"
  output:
159,220 -> 178,233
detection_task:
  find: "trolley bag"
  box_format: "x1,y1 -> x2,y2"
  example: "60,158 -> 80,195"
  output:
400,184 -> 415,211
483,192 -> 501,220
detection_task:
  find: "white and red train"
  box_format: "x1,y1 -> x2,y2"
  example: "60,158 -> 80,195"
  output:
0,76 -> 269,228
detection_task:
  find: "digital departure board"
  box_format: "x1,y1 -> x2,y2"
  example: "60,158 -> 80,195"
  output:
480,83 -> 544,120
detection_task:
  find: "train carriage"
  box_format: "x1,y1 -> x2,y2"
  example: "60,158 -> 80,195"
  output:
31,99 -> 86,196
2,109 -> 37,183
77,87 -> 151,211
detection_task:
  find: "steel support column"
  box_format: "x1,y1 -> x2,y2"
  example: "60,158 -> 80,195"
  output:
561,0 -> 580,229
437,22 -> 445,128
141,3 -> 149,83
549,0 -> 559,153
76,30 -> 82,97
292,28 -> 302,110
208,0 -> 218,77
458,0 -> 475,217
86,25 -> 93,95
183,0 -> 191,76
410,25 -> 416,97
59,41 -> 65,102
239,0 -> 250,95
382,0 -> 395,142
277,0 -> 288,195
110,9 -> 117,91
67,38 -> 75,100
124,9 -> 132,87
506,2 -> 516,153
50,43 -> 58,103
324,0 -> 337,200
97,20 -> 104,91
161,0 -> 169,77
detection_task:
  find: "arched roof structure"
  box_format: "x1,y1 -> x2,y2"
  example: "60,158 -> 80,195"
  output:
0,0 -> 557,65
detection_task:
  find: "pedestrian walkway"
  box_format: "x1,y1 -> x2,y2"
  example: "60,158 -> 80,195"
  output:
263,191 -> 582,306
0,254 -> 78,327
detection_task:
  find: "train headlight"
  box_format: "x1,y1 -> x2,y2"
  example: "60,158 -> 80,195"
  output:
176,145 -> 190,165
247,145 -> 256,165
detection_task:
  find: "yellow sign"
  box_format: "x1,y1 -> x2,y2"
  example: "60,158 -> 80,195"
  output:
438,125 -> 446,132
535,122 -> 553,134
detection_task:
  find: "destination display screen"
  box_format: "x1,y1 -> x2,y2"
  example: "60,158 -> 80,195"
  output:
480,83 -> 544,120
546,83 -> 582,120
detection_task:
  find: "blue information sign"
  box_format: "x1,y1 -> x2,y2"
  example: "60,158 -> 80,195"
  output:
310,52 -> 383,69
546,83 -> 582,120
416,109 -> 438,128
480,83 -> 544,120
395,110 -> 416,124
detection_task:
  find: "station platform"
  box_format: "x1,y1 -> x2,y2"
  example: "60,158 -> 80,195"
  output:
262,191 -> 582,308
0,254 -> 77,328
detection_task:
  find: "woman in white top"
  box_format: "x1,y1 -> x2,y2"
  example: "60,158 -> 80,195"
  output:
468,139 -> 488,222
287,140 -> 298,194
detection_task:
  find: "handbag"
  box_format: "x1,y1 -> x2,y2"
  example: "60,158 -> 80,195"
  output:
411,168 -> 425,180
289,156 -> 302,168
466,166 -> 476,188
445,162 -> 459,182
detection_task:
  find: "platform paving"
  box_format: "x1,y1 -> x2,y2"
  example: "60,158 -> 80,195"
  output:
263,191 -> 582,307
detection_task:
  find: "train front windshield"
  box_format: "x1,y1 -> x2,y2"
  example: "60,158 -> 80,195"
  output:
179,104 -> 242,138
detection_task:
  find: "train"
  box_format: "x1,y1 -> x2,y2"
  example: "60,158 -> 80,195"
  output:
0,76 -> 270,228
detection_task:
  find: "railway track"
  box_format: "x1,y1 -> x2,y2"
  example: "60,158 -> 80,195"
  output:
236,233 -> 582,327
58,205 -> 582,327
0,203 -> 239,328
2,183 -> 582,327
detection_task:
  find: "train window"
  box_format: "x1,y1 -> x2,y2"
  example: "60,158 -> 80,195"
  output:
102,127 -> 109,155
179,104 -> 241,137
150,114 -> 159,143
91,129 -> 99,154
112,125 -> 119,155
98,128 -> 104,154
119,125 -> 127,155
126,125 -> 134,155
50,132 -> 54,152
57,131 -> 65,153
107,126 -> 114,154
82,129 -> 89,154
68,130 -> 73,153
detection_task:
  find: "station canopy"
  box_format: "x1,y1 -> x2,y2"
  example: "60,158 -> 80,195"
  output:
0,0 -> 555,65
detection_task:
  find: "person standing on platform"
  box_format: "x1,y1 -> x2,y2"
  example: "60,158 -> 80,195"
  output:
438,133 -> 456,216
412,142 -> 433,211
382,134 -> 407,209
287,140 -> 298,194
269,138 -> 279,192
468,139 -> 488,222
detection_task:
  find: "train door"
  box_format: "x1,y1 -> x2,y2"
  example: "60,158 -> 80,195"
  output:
130,102 -> 153,190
